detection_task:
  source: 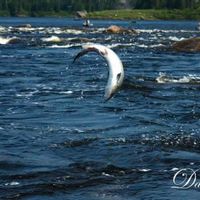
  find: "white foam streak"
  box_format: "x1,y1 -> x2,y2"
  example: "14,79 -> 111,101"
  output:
0,26 -> 85,35
156,73 -> 200,83
139,169 -> 151,172
48,43 -> 81,48
59,91 -> 73,94
5,181 -> 20,186
41,35 -> 62,43
106,43 -> 134,48
0,36 -> 18,45
0,26 -> 6,33
63,29 -> 83,35
136,43 -> 164,48
169,36 -> 185,41
138,29 -> 199,33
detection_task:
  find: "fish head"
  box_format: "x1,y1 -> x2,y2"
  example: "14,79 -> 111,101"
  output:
104,69 -> 124,101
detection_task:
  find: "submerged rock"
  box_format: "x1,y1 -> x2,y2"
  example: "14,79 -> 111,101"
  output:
16,24 -> 32,28
171,37 -> 200,52
69,37 -> 94,43
105,25 -> 137,34
7,37 -> 21,44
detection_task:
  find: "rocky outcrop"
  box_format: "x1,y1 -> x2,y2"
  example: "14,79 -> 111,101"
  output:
171,37 -> 200,52
76,11 -> 87,19
105,25 -> 137,34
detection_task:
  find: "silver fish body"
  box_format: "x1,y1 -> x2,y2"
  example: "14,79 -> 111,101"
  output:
73,44 -> 124,101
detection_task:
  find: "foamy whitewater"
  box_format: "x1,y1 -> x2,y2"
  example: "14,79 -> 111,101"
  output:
41,35 -> 62,43
0,36 -> 19,44
156,73 -> 200,83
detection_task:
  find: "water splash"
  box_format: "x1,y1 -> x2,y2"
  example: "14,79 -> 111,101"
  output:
156,73 -> 200,84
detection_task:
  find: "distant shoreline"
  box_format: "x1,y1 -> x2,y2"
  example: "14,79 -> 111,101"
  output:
88,9 -> 200,20
0,9 -> 200,20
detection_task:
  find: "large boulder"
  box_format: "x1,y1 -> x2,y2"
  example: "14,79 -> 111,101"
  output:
172,37 -> 200,52
105,25 -> 137,34
76,11 -> 87,19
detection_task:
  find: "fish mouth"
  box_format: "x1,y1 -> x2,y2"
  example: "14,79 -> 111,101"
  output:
104,93 -> 114,102
104,86 -> 118,101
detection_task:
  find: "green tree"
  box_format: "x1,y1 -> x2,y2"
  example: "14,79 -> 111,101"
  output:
0,0 -> 200,16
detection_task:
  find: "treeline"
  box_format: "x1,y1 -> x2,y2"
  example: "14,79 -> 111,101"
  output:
0,0 -> 120,16
0,0 -> 200,16
129,0 -> 199,9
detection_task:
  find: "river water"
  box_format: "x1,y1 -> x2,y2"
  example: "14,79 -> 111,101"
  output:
0,17 -> 200,200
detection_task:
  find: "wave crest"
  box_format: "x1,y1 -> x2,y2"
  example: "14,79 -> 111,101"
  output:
156,73 -> 200,84
0,36 -> 20,45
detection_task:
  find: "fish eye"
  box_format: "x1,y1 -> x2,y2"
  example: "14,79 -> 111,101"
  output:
99,50 -> 105,56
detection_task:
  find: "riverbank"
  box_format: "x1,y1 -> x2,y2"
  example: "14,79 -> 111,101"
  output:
0,9 -> 200,20
88,9 -> 200,20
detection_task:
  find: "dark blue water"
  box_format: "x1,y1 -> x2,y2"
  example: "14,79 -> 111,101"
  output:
1,17 -> 200,200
